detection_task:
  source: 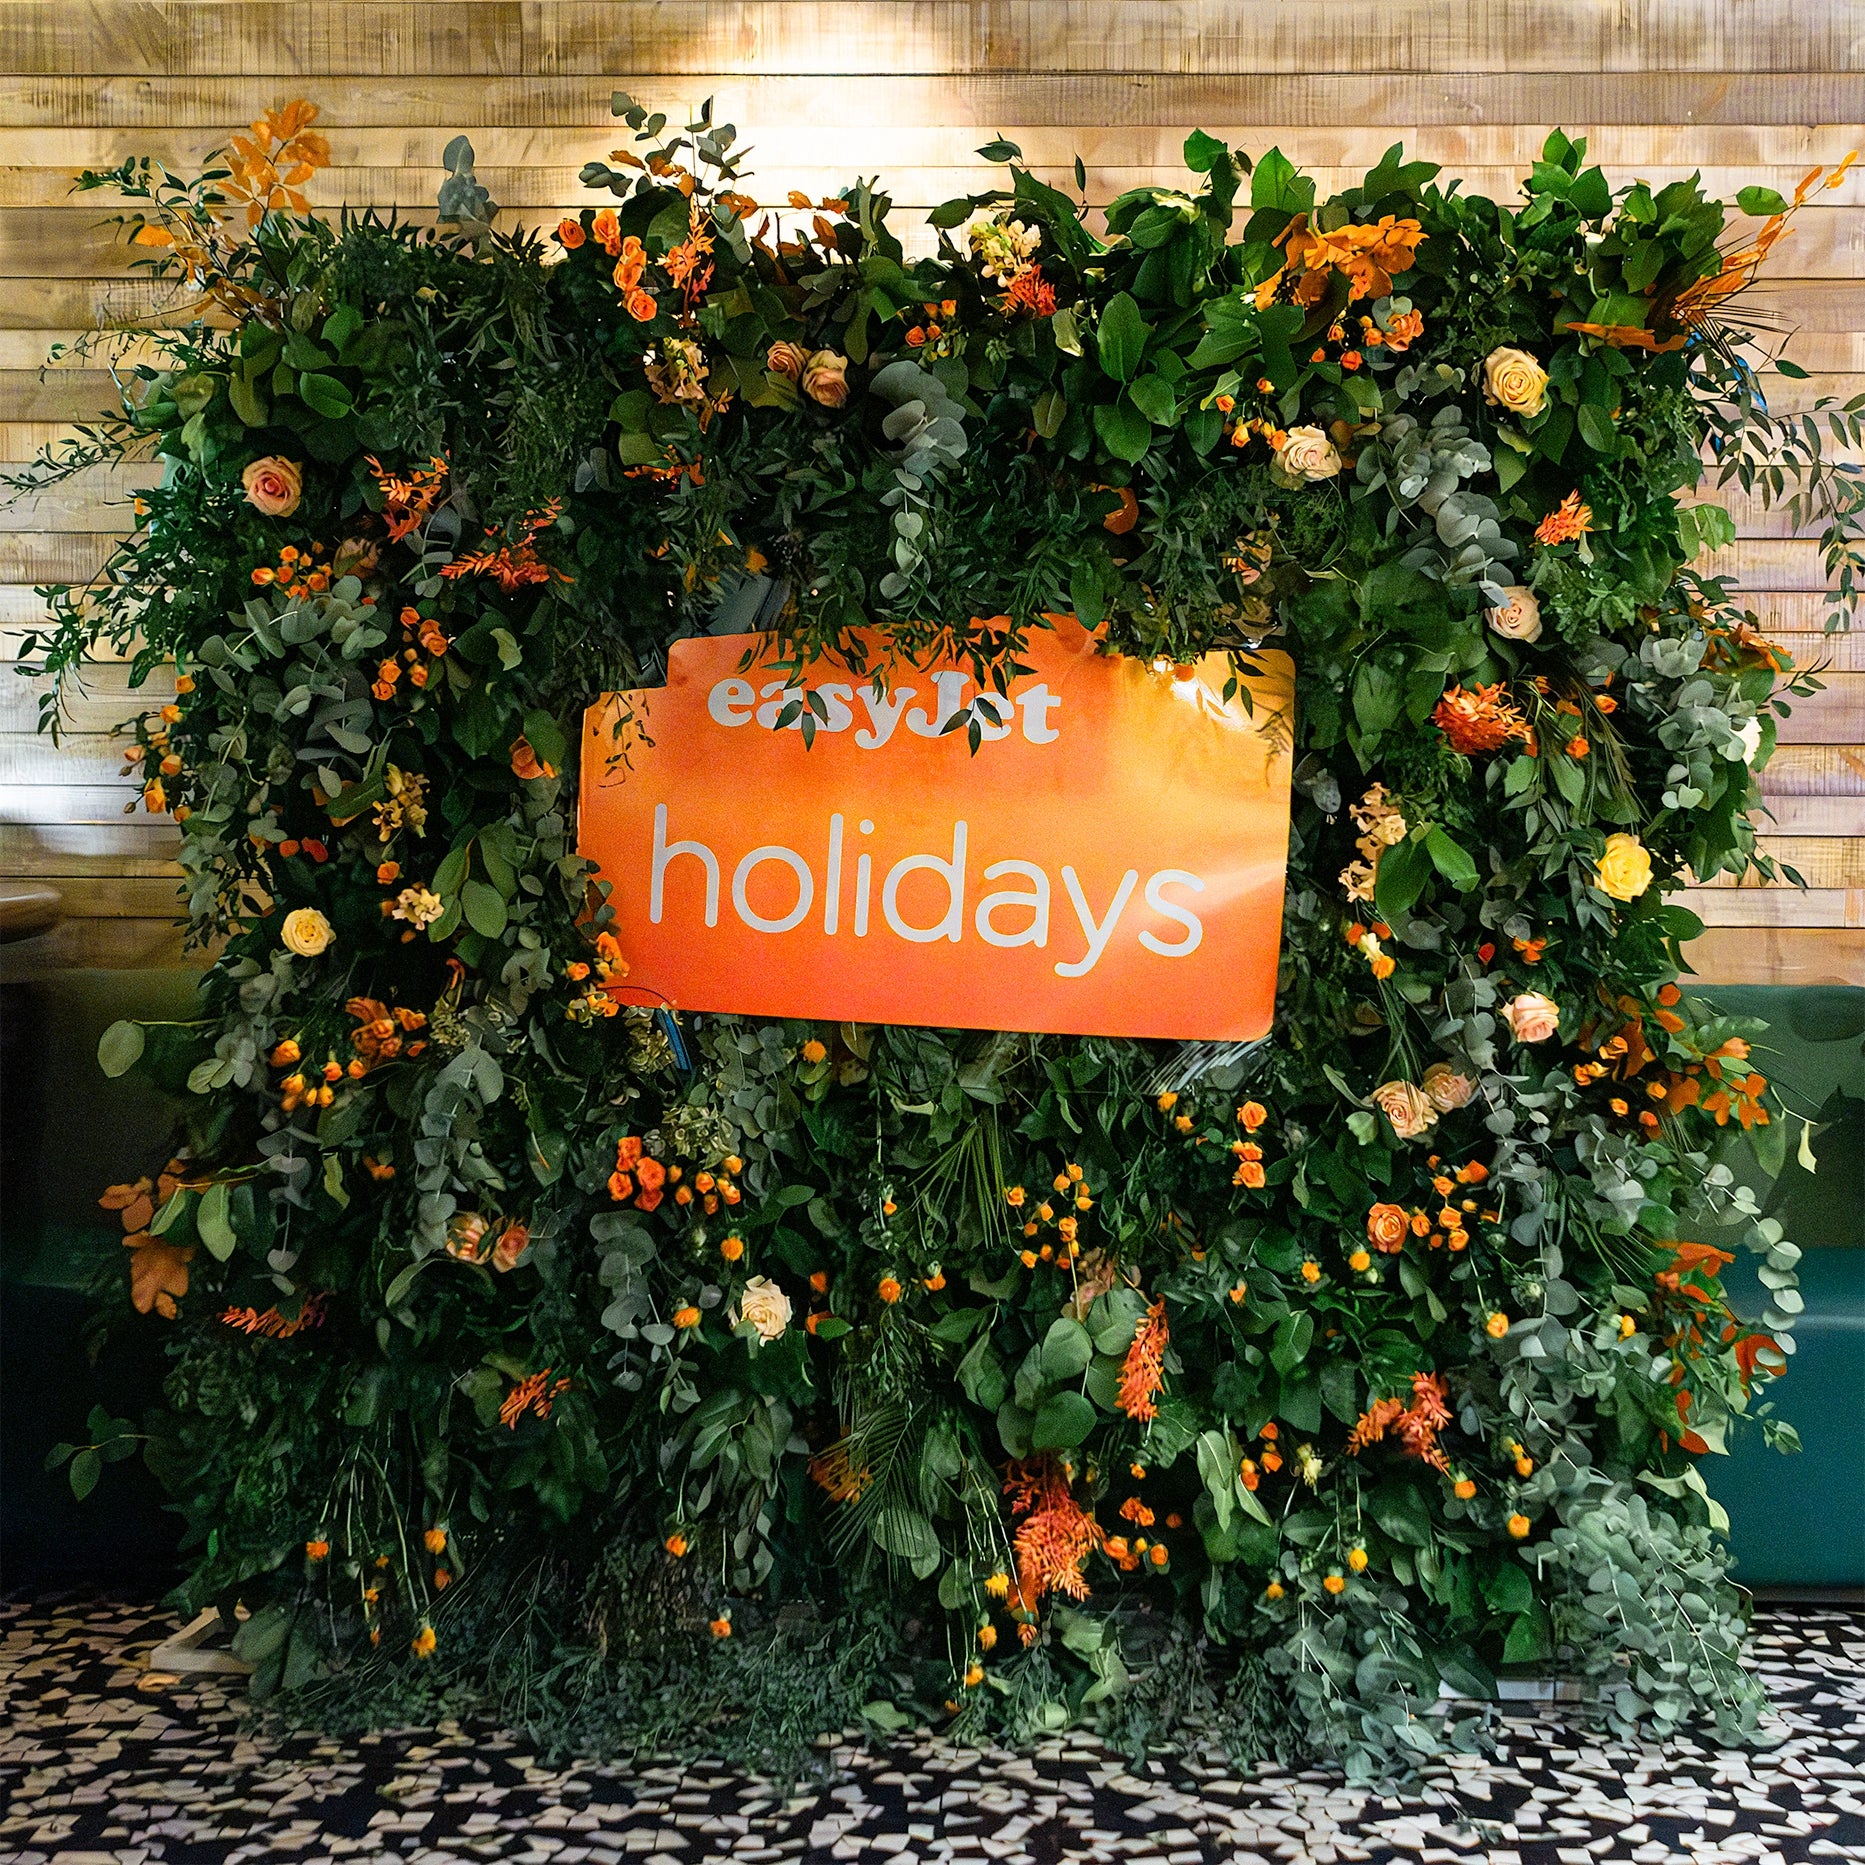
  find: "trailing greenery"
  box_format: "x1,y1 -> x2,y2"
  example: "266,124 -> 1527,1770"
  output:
22,98 -> 1847,1778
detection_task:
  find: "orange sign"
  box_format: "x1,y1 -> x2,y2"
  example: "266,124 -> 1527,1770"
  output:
578,620 -> 1294,1040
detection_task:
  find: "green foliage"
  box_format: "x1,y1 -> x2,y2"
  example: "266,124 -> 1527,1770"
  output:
17,106 -> 1828,1779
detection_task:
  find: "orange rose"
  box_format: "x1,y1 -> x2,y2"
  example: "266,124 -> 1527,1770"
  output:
766,340 -> 809,380
241,456 -> 302,517
1366,1203 -> 1410,1254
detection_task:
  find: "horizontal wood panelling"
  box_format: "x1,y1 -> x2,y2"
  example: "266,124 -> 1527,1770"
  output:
1685,927 -> 1865,986
8,3 -> 1864,80
6,72 -> 1865,132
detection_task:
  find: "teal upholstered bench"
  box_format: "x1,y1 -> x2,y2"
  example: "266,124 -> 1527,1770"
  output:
1701,985 -> 1865,1592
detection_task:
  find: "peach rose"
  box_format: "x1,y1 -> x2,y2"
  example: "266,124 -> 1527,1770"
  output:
1594,832 -> 1653,904
766,340 -> 809,381
1422,1062 -> 1477,1111
1503,991 -> 1561,1043
1372,1078 -> 1437,1140
801,349 -> 849,407
1276,425 -> 1342,481
734,1275 -> 793,1343
1366,1202 -> 1410,1254
1482,347 -> 1549,418
279,906 -> 333,957
242,456 -> 303,517
1485,586 -> 1542,643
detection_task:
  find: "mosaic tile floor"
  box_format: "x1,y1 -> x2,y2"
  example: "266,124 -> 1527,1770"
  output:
1,1597 -> 1860,1865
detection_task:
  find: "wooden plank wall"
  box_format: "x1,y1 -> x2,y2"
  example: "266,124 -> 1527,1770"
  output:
0,1 -> 1859,983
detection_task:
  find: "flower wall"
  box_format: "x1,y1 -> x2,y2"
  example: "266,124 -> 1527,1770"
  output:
23,101 -> 1852,1773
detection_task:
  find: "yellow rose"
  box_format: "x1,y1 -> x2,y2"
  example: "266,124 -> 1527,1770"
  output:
280,907 -> 334,957
1482,347 -> 1549,419
241,455 -> 303,517
1594,832 -> 1653,903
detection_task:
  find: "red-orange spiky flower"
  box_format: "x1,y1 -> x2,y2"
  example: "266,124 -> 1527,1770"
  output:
1432,684 -> 1531,756
1004,1456 -> 1103,1604
1116,1298 -> 1169,1422
1346,1370 -> 1452,1472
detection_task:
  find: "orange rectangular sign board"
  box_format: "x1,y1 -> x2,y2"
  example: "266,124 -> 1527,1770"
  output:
578,621 -> 1294,1040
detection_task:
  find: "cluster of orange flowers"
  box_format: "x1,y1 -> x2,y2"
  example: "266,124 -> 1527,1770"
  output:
367,454 -> 449,544
1365,1161 -> 1493,1262
902,296 -> 960,352
563,930 -> 628,1021
220,1290 -> 330,1338
1432,683 -> 1534,756
1238,1419 -> 1283,1491
371,605 -> 451,702
1007,1161 -> 1096,1265
1228,1097 -> 1271,1189
439,501 -> 565,591
499,1368 -> 572,1429
1358,305 -> 1425,352
250,541 -> 332,598
1257,213 -> 1428,308
1345,1370 -> 1453,1472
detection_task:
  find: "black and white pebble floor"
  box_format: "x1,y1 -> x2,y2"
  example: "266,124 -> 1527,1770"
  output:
2,1597 -> 1860,1864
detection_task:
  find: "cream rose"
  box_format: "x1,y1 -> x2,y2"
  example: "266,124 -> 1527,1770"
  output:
1276,425 -> 1343,481
800,349 -> 850,407
1734,717 -> 1763,765
1373,1078 -> 1438,1140
1485,586 -> 1543,643
1594,832 -> 1654,903
280,907 -> 333,957
1482,347 -> 1549,419
241,455 -> 303,517
766,339 -> 809,381
1422,1062 -> 1477,1111
734,1275 -> 793,1343
1503,991 -> 1561,1043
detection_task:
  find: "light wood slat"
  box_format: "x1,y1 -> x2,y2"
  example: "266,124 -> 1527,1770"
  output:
0,831 -> 181,877
1757,796 -> 1865,834
0,779 -> 150,820
0,914 -> 193,971
3,122 -> 1861,175
1683,926 -> 1865,986
0,733 -> 139,782
1676,885 -> 1862,927
1759,746 -> 1865,794
4,71 -> 1864,131
13,873 -> 187,917
6,2 -> 1860,78
1731,838 -> 1865,888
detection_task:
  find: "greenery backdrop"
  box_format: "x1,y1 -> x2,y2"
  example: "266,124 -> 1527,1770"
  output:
18,98 -> 1856,1776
